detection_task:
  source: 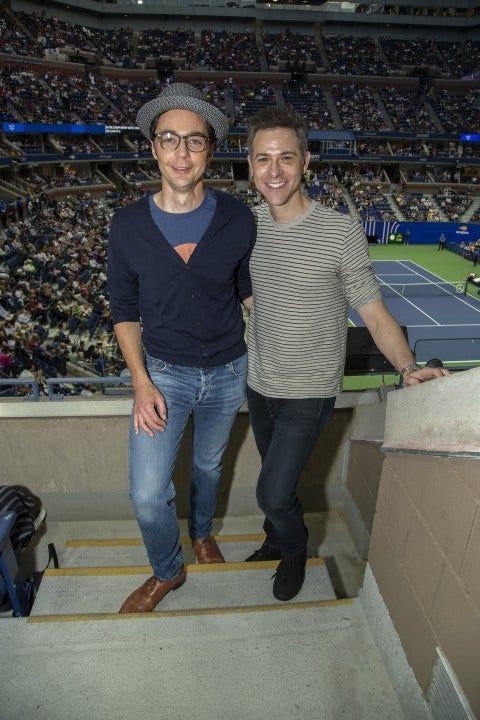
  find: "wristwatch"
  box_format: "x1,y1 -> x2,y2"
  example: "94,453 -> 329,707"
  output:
400,362 -> 422,378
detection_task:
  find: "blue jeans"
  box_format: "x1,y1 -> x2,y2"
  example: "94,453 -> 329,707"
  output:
130,353 -> 247,580
247,386 -> 336,556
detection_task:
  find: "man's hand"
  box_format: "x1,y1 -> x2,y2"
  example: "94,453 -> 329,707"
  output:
401,366 -> 450,387
132,380 -> 168,437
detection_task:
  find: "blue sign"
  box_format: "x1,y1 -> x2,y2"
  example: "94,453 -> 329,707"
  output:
2,122 -> 105,134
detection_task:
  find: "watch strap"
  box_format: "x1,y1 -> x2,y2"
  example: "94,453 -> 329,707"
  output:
400,362 -> 422,377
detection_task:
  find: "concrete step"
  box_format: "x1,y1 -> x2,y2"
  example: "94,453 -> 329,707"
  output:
1,597 -> 407,720
29,534 -> 339,621
1,523 -> 406,719
59,533 -> 268,567
30,559 -> 338,619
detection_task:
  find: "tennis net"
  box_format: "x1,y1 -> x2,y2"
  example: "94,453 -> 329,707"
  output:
379,280 -> 467,298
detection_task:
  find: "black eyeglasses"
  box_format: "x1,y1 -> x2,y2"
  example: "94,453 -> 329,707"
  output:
153,131 -> 211,153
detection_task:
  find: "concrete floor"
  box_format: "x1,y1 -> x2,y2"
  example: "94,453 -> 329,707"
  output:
0,513 -> 407,720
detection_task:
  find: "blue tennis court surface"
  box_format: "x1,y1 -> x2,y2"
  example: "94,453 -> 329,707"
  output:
349,260 -> 480,364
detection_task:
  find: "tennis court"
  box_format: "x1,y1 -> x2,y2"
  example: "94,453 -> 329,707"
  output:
348,260 -> 480,367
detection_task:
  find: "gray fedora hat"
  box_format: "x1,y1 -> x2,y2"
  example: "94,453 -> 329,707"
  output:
136,82 -> 230,143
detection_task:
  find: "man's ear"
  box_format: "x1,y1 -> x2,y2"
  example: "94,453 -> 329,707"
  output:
303,151 -> 311,173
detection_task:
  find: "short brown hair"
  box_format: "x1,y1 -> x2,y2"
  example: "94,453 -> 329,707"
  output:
247,106 -> 308,157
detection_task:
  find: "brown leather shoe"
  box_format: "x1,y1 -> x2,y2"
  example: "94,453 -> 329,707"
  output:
192,536 -> 225,564
119,565 -> 186,613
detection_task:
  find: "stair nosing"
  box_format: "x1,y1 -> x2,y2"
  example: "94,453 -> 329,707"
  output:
27,597 -> 352,624
65,533 -> 266,547
44,557 -> 325,576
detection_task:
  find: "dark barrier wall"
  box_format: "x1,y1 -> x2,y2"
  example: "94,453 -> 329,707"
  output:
363,220 -> 480,246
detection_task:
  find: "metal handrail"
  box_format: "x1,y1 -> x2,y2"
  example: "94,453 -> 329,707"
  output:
0,376 -> 133,401
45,375 -> 132,401
0,379 -> 40,401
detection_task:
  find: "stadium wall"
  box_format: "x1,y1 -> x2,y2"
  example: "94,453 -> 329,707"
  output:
364,221 -> 480,245
0,396 -> 363,521
365,366 -> 480,718
9,0 -> 477,42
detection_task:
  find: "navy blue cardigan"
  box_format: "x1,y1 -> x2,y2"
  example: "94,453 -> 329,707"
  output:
107,190 -> 255,367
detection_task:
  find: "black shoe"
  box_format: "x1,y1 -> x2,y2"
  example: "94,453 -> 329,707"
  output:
245,540 -> 282,562
272,553 -> 306,601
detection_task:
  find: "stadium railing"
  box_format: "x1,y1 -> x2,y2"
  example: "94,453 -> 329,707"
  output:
0,376 -> 133,401
0,379 -> 40,401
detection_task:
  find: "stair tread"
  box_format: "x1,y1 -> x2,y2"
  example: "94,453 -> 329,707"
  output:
60,535 -> 271,567
31,559 -> 336,617
31,535 -> 338,619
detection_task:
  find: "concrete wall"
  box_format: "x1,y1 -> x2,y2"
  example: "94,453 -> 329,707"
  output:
342,400 -> 388,558
0,395 -> 366,521
367,367 -> 480,718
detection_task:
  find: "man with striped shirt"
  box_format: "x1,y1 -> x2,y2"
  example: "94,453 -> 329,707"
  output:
245,106 -> 448,601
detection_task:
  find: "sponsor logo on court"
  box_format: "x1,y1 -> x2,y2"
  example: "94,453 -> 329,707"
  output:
456,225 -> 469,236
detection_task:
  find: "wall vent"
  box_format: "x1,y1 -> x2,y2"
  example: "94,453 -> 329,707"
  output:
426,648 -> 475,720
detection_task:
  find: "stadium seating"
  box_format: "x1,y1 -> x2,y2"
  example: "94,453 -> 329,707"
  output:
0,1 -> 478,388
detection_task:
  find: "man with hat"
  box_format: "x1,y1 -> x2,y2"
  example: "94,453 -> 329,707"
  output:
107,83 -> 255,613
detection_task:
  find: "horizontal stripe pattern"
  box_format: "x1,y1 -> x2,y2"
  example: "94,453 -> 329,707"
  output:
0,485 -> 36,551
248,201 -> 382,397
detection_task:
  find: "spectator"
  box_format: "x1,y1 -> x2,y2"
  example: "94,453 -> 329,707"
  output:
243,105 -> 449,601
107,83 -> 255,614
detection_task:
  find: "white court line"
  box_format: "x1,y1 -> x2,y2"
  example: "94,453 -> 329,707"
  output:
406,324 -> 480,328
348,319 -> 480,328
380,287 -> 441,325
378,260 -> 480,317
398,260 -> 447,281
374,259 -> 421,280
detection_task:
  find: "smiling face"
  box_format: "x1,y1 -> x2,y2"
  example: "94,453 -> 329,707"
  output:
248,127 -> 311,223
151,108 -> 213,199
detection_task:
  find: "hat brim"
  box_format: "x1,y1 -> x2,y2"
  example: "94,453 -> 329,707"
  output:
136,95 -> 229,144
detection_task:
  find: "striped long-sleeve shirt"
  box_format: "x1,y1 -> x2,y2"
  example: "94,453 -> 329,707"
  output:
247,201 -> 382,398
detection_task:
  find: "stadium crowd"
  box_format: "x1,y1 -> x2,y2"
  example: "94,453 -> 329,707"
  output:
0,190 -> 128,393
1,7 -> 479,81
